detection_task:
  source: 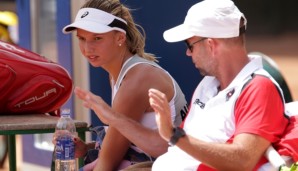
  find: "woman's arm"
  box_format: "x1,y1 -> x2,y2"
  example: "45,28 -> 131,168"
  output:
75,64 -> 175,170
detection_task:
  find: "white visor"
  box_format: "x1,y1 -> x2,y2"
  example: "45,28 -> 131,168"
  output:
62,8 -> 127,34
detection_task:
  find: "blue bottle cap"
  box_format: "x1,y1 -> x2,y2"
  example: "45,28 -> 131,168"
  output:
61,108 -> 71,116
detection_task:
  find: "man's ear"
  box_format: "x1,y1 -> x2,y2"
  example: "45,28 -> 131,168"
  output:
206,38 -> 218,56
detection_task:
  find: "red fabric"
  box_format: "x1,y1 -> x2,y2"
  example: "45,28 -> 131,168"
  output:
274,115 -> 298,161
234,76 -> 288,143
195,159 -> 269,171
197,164 -> 216,171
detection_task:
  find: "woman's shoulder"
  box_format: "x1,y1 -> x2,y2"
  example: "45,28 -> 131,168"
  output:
117,58 -> 173,96
126,62 -> 170,85
120,55 -> 171,85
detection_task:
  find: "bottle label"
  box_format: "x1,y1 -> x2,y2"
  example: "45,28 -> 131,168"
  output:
56,136 -> 75,160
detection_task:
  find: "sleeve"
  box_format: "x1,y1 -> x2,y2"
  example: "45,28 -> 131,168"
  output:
234,75 -> 289,143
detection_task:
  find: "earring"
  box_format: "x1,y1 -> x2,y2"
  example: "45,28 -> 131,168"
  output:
119,43 -> 122,47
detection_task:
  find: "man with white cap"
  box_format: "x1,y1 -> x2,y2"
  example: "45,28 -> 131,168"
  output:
148,0 -> 289,170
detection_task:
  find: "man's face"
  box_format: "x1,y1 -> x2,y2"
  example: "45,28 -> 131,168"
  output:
185,37 -> 215,76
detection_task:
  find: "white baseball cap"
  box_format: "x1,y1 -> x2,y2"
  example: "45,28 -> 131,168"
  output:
163,0 -> 247,42
63,8 -> 127,34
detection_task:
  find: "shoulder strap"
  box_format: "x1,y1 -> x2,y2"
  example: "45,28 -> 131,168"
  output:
240,73 -> 289,119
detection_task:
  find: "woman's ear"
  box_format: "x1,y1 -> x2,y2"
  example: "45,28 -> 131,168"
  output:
116,32 -> 126,46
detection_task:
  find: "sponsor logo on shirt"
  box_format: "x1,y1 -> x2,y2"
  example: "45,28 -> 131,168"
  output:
194,99 -> 205,109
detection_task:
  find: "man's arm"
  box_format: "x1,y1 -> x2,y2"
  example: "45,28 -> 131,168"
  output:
174,132 -> 270,171
149,88 -> 271,171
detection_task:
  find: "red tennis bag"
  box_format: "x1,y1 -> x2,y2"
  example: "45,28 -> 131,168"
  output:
0,40 -> 73,116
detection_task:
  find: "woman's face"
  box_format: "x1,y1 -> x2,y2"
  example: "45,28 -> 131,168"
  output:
76,29 -> 121,68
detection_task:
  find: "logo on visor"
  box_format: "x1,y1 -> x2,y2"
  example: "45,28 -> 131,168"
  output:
81,11 -> 89,18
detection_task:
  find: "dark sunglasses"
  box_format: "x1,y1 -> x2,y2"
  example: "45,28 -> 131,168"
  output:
184,38 -> 207,52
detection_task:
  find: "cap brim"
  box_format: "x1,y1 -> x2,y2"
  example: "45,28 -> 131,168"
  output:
62,20 -> 112,34
163,24 -> 194,42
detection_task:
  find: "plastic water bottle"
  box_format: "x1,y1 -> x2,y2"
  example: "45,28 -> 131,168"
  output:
55,109 -> 77,171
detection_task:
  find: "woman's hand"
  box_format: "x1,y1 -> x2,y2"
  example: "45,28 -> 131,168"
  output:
73,137 -> 90,158
52,132 -> 89,158
74,86 -> 117,125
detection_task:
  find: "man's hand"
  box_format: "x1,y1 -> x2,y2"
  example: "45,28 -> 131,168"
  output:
148,88 -> 173,141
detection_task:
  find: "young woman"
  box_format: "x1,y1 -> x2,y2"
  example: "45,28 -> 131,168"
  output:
60,0 -> 188,170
